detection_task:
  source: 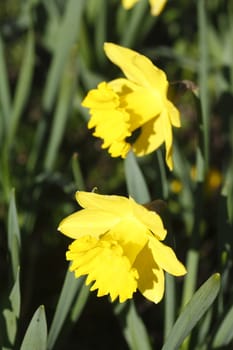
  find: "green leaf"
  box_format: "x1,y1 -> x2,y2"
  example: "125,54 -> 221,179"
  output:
162,273 -> 221,350
124,151 -> 150,204
198,0 -> 210,171
20,306 -> 47,350
2,269 -> 20,345
120,0 -> 149,48
42,0 -> 85,112
0,34 -> 11,135
7,29 -> 35,148
7,189 -> 21,279
70,283 -> 89,322
2,309 -> 17,346
71,153 -> 85,190
47,269 -> 84,350
124,301 -> 152,350
9,268 -> 21,319
44,46 -> 79,171
212,303 -> 233,347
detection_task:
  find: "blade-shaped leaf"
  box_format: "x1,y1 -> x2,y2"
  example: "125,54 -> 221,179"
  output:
0,34 -> 11,133
8,189 -> 21,279
2,309 -> 17,346
2,269 -> 20,345
124,151 -> 150,204
162,273 -> 221,350
9,268 -> 21,318
47,269 -> 84,350
124,301 -> 152,350
42,0 -> 85,112
212,303 -> 233,347
7,29 -> 35,147
20,306 -> 47,350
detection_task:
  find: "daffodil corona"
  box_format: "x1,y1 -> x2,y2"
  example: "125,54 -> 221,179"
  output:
122,0 -> 167,16
82,43 -> 181,170
58,191 -> 186,303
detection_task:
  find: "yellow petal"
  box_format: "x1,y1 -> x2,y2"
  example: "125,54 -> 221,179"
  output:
132,116 -> 164,156
166,100 -> 181,127
122,0 -> 139,9
148,237 -> 187,276
67,236 -> 139,303
76,191 -> 132,215
82,82 -> 119,109
107,219 -> 148,264
129,197 -> 167,240
108,139 -> 131,158
104,43 -> 168,92
134,243 -> 165,303
123,88 -> 162,128
58,209 -> 119,239
89,109 -> 130,148
109,77 -> 138,95
149,0 -> 167,16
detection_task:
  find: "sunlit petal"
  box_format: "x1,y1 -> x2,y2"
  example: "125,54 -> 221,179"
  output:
76,191 -> 131,215
58,209 -> 119,239
133,116 -> 164,156
134,244 -> 165,303
104,43 -> 168,91
122,0 -> 139,9
129,197 -> 167,240
68,236 -> 139,303
149,0 -> 167,16
149,237 -> 187,276
167,100 -> 181,127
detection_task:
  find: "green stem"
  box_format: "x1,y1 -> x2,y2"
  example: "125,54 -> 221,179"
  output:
198,0 -> 209,172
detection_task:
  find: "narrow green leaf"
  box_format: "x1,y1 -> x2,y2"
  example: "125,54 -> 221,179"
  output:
9,268 -> 21,318
124,151 -> 150,204
162,274 -> 221,350
7,29 -> 35,147
120,0 -> 148,48
198,0 -> 210,171
70,283 -> 89,322
7,189 -> 21,279
197,308 -> 213,346
47,269 -> 84,350
124,301 -> 152,350
94,0 -> 107,66
212,303 -> 233,347
164,274 -> 175,339
44,47 -> 78,171
0,34 -> 11,134
157,149 -> 169,199
2,268 -> 20,346
43,0 -> 85,112
181,249 -> 199,309
20,306 -> 47,350
2,309 -> 17,346
72,153 -> 85,190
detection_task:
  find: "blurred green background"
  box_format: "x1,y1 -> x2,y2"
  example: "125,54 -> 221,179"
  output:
0,0 -> 233,349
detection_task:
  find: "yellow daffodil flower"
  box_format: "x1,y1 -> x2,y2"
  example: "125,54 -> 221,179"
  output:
58,191 -> 186,303
82,43 -> 180,170
122,0 -> 167,16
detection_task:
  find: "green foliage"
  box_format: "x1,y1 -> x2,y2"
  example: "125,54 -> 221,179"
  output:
20,306 -> 47,350
162,273 -> 221,350
0,0 -> 233,349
